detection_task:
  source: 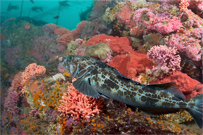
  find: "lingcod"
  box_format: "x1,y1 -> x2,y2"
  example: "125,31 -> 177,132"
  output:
59,55 -> 203,128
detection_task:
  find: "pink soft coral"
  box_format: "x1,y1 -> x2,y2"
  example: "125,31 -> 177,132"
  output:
58,80 -> 103,120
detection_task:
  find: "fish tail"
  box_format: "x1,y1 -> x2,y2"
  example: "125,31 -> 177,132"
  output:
187,94 -> 203,128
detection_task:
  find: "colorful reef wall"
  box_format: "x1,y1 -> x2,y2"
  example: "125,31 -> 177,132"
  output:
1,0 -> 203,134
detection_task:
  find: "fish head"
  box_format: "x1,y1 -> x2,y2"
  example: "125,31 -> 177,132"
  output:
60,55 -> 91,78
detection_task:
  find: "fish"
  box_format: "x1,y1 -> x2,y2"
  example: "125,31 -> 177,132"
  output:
180,56 -> 202,83
54,16 -> 59,19
31,6 -> 43,12
59,1 -> 70,7
30,0 -> 34,3
7,3 -> 19,12
59,55 -> 203,128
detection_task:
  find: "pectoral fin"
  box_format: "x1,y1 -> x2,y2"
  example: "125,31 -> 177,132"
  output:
72,78 -> 100,98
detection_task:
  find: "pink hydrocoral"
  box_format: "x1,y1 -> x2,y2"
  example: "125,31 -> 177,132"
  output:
75,38 -> 83,45
147,45 -> 181,73
56,33 -> 74,45
184,9 -> 203,28
3,72 -> 24,115
43,24 -> 54,34
58,80 -> 103,119
197,2 -> 203,10
29,108 -> 39,118
10,72 -> 23,93
133,9 -> 182,34
149,13 -> 182,34
31,34 -> 65,64
20,63 -> 46,94
133,8 -> 152,26
47,23 -> 57,30
179,0 -> 190,12
167,33 -> 201,61
3,88 -> 19,115
54,27 -> 71,36
191,28 -> 203,39
3,63 -> 46,115
24,63 -> 46,76
72,21 -> 87,38
54,21 -> 86,45
3,46 -> 22,66
101,50 -> 112,63
116,3 -> 135,29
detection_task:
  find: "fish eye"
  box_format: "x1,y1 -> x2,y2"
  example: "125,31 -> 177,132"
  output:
69,56 -> 73,60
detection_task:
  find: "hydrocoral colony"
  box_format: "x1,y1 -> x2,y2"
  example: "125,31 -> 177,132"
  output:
147,45 -> 181,77
113,0 -> 203,61
58,79 -> 103,119
3,63 -> 46,114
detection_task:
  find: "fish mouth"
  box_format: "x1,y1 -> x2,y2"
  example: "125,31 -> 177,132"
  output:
58,62 -> 66,73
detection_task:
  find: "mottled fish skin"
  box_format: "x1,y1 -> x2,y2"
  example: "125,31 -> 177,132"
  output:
60,55 -> 203,128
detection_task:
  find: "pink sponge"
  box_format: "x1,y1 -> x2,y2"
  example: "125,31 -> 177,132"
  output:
150,71 -> 203,100
87,34 -> 133,55
108,51 -> 154,79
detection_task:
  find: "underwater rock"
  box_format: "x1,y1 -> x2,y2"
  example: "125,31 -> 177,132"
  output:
84,42 -> 111,61
103,7 -> 116,23
67,41 -> 79,55
130,26 -> 143,37
42,24 -> 54,35
143,33 -> 165,51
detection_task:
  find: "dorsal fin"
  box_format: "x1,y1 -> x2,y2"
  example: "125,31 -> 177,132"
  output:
148,82 -> 174,90
148,82 -> 186,101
